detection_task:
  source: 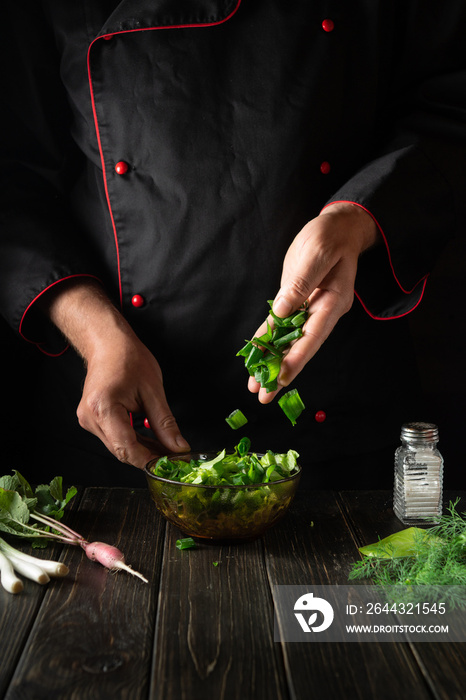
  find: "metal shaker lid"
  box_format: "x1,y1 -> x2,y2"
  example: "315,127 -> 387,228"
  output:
401,422 -> 439,441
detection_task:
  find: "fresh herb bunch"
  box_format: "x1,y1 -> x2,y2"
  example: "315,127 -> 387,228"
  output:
349,500 -> 466,608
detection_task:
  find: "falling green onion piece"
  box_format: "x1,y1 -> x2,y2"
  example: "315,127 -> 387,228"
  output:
176,537 -> 197,550
278,389 -> 305,426
225,409 -> 248,430
236,436 -> 251,456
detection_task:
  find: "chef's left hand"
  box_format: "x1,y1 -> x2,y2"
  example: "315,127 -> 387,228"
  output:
248,202 -> 379,403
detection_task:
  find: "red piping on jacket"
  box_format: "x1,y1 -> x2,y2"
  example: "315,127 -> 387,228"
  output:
19,273 -> 102,356
321,200 -> 428,320
87,0 -> 243,308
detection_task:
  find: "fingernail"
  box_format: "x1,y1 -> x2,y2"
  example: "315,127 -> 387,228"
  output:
273,296 -> 293,318
176,435 -> 191,451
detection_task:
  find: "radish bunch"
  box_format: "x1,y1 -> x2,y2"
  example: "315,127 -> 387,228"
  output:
0,471 -> 148,594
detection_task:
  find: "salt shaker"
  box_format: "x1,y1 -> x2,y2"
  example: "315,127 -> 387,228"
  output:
393,422 -> 444,525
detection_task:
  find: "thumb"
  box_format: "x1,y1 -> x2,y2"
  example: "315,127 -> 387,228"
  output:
145,402 -> 190,455
272,275 -> 312,318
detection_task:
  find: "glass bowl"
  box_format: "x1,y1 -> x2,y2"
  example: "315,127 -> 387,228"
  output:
144,452 -> 301,542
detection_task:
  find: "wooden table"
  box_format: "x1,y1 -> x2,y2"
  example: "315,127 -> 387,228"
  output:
0,487 -> 464,700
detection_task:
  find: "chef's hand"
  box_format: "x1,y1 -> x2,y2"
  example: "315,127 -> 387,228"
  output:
39,279 -> 190,468
248,202 -> 379,403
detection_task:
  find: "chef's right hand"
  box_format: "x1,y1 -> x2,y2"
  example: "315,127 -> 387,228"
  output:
39,279 -> 190,469
247,202 -> 379,403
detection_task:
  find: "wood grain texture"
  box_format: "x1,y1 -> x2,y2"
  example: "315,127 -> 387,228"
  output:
4,487 -> 165,700
264,490 -> 434,700
0,486 -> 84,697
2,488 -> 464,700
150,523 -> 289,700
339,490 -> 466,700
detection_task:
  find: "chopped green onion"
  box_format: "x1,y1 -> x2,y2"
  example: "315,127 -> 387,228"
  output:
245,345 -> 264,371
236,341 -> 253,358
273,328 -> 303,349
278,389 -> 305,426
236,436 -> 251,456
175,537 -> 197,550
225,409 -> 248,430
251,352 -> 281,393
290,310 -> 307,327
251,337 -> 283,357
237,301 -> 308,402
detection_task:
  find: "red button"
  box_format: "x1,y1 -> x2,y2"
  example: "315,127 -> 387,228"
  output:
115,161 -> 129,175
320,161 -> 331,175
144,417 -> 151,429
103,35 -> 113,41
131,294 -> 145,308
315,410 -> 327,423
322,18 -> 335,32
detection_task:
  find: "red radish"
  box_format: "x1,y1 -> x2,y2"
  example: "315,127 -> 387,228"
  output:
82,541 -> 148,583
28,513 -> 148,583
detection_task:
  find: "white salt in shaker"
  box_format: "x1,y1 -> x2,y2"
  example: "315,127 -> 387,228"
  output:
393,422 -> 444,525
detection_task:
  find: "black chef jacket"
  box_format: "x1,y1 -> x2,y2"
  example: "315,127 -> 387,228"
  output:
1,1 -> 466,487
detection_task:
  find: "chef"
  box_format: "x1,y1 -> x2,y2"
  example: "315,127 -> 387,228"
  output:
1,1 -> 465,487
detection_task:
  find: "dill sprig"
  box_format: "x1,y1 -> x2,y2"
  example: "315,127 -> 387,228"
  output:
349,499 -> 466,608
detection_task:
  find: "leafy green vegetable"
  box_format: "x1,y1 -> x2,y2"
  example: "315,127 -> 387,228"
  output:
278,389 -> 305,426
0,472 -> 148,583
147,440 -> 301,541
150,439 -> 299,487
0,471 -> 77,546
237,300 -> 307,393
349,500 -> 466,607
225,409 -> 248,430
358,528 -> 431,559
176,538 -> 197,550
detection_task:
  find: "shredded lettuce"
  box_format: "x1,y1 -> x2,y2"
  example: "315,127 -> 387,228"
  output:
150,440 -> 299,487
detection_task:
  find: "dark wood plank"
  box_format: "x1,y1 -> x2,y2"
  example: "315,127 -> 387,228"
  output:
4,487 -> 165,700
264,490 -> 434,700
0,486 -> 84,697
339,490 -> 466,700
150,522 -> 290,700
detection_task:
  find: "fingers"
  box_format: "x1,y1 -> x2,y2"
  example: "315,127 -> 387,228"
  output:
271,222 -> 326,319
77,399 -> 155,469
270,203 -> 376,321
272,274 -> 314,319
144,398 -> 190,456
78,395 -> 191,470
246,207 -> 376,403
247,259 -> 356,403
77,345 -> 191,468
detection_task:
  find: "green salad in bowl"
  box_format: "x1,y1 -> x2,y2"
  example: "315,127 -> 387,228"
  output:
145,438 -> 301,542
